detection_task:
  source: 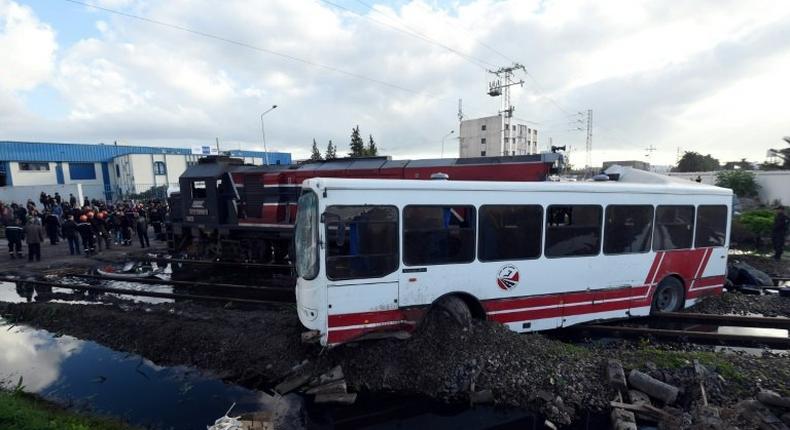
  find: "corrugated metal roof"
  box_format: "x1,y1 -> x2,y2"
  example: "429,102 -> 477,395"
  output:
0,141 -> 290,164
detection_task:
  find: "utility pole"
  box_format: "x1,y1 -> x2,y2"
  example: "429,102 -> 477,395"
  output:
645,145 -> 656,160
487,63 -> 525,156
215,137 -> 220,154
584,109 -> 593,175
457,99 -> 464,123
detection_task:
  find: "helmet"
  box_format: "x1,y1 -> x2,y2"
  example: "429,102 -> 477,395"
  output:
79,215 -> 87,222
97,212 -> 105,219
87,211 -> 94,218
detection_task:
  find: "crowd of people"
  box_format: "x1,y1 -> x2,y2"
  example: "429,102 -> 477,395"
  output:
0,191 -> 168,262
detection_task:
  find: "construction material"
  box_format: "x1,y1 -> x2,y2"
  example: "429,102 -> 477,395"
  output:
627,370 -> 679,404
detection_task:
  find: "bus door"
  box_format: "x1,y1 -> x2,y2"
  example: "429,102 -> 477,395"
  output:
323,206 -> 401,340
399,205 -> 477,309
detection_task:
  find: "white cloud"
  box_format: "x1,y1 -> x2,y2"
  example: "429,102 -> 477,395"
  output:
0,0 -> 57,91
1,0 -> 789,165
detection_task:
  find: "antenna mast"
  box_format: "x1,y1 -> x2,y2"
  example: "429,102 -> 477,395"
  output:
487,63 -> 525,156
457,99 -> 464,123
584,109 -> 593,175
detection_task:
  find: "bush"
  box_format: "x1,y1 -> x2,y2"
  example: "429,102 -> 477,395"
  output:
733,209 -> 775,249
715,170 -> 760,198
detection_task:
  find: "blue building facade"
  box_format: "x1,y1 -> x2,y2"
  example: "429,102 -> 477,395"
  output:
0,141 -> 291,201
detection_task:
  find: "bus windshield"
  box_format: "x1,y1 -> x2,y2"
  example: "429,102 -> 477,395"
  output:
295,191 -> 319,279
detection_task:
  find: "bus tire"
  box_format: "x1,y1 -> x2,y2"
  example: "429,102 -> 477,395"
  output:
433,295 -> 472,327
651,277 -> 684,314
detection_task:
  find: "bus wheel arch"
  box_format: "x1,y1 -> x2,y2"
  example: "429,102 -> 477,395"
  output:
424,293 -> 485,328
651,275 -> 685,314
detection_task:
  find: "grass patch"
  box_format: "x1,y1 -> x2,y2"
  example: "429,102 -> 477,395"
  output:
0,389 -> 137,430
621,348 -> 741,381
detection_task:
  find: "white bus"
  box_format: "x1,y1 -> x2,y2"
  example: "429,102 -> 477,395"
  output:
294,168 -> 732,346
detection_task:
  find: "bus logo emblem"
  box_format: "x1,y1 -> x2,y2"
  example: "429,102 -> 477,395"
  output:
497,265 -> 519,290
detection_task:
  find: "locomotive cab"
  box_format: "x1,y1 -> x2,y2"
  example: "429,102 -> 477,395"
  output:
178,156 -> 243,227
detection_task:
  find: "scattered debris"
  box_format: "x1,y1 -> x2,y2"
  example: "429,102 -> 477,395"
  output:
627,369 -> 679,405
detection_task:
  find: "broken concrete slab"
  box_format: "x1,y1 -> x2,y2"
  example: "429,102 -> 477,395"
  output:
627,389 -> 651,406
305,379 -> 347,395
607,359 -> 628,392
610,407 -> 637,430
628,369 -> 679,404
274,373 -> 311,395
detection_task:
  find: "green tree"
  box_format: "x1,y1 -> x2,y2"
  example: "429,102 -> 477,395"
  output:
310,139 -> 323,161
715,170 -> 760,198
673,151 -> 720,172
365,134 -> 378,156
349,125 -> 365,157
326,140 -> 337,159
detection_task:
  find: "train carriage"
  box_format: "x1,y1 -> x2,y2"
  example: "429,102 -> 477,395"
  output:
294,167 -> 732,346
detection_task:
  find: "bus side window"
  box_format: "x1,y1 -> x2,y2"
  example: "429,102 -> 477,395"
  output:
695,205 -> 727,247
653,205 -> 695,250
603,205 -> 653,255
404,205 -> 476,266
325,205 -> 399,280
545,205 -> 602,257
479,205 -> 542,261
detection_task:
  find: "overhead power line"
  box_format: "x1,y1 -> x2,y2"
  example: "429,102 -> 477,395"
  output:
320,0 -> 495,70
62,0 -> 432,96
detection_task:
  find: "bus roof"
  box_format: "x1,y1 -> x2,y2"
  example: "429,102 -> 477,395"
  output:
304,166 -> 732,197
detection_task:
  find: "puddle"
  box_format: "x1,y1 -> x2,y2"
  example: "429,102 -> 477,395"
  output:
0,319 -> 278,429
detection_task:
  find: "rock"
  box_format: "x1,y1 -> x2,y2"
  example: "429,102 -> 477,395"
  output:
611,407 -> 637,430
314,392 -> 357,405
736,399 -> 789,430
607,359 -> 627,392
627,390 -> 651,406
781,412 -> 790,427
758,390 -> 790,409
470,389 -> 494,405
692,405 -> 723,430
305,379 -> 347,395
274,373 -> 311,395
309,365 -> 344,387
628,369 -> 679,404
544,419 -> 557,430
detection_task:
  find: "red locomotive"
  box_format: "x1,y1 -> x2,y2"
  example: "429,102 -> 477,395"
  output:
167,154 -> 563,264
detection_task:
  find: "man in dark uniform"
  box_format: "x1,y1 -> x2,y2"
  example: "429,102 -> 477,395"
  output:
773,206 -> 789,261
5,219 -> 24,259
77,215 -> 95,255
23,217 -> 45,262
62,215 -> 81,255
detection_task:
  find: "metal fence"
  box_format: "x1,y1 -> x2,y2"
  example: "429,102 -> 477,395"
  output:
112,182 -> 179,202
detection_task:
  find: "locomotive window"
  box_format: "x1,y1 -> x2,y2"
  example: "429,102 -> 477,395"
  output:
191,180 -> 207,199
653,205 -> 695,250
404,205 -> 476,266
479,205 -> 542,261
545,205 -> 602,257
325,205 -> 398,280
603,205 -> 654,255
695,205 -> 727,248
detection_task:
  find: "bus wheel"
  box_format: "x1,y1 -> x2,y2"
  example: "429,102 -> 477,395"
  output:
433,295 -> 472,327
651,277 -> 684,314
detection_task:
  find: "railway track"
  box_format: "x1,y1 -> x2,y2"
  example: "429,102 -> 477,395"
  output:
0,276 -> 295,305
570,312 -> 790,349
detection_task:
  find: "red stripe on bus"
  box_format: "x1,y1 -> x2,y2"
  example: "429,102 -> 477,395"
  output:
328,309 -> 404,327
644,252 -> 663,284
692,275 -> 726,288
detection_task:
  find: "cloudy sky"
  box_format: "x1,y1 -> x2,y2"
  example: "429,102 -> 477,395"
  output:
1,0 -> 789,166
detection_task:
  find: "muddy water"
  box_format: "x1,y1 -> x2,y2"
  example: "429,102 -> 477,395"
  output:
0,319 -> 276,429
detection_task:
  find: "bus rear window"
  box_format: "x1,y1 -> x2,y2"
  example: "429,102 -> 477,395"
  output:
479,205 -> 542,261
604,205 -> 653,255
325,206 -> 398,280
404,205 -> 476,266
695,205 -> 727,247
545,205 -> 602,257
654,205 -> 694,250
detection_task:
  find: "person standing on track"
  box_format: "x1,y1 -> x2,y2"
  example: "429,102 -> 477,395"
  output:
62,214 -> 81,255
135,211 -> 150,248
23,217 -> 44,262
77,214 -> 95,255
773,206 -> 789,261
5,218 -> 24,259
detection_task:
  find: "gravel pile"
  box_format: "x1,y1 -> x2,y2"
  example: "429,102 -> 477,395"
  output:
688,292 -> 790,317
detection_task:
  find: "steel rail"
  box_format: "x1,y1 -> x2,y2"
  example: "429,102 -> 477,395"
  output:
0,277 -> 294,305
648,312 -> 790,330
574,324 -> 790,349
70,273 -> 295,292
139,256 -> 293,269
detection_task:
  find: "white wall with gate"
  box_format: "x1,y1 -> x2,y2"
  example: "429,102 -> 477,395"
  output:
668,170 -> 790,205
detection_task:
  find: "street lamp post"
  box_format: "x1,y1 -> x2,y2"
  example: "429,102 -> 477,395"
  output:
260,105 -> 278,165
441,130 -> 455,158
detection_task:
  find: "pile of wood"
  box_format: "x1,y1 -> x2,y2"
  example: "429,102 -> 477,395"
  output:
274,365 -> 356,405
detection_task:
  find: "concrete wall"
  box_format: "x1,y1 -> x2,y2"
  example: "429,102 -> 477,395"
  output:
668,170 -> 790,205
0,183 -> 84,206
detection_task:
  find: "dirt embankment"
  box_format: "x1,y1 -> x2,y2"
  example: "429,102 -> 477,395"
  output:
3,296 -> 790,427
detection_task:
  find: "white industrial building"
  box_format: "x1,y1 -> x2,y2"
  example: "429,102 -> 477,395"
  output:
0,141 -> 291,205
459,115 -> 538,158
